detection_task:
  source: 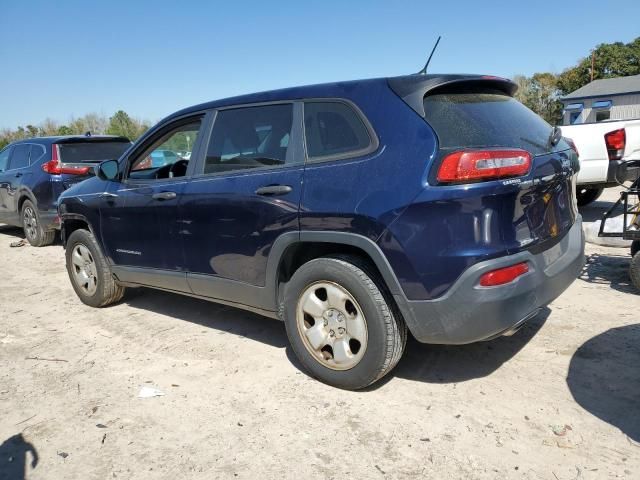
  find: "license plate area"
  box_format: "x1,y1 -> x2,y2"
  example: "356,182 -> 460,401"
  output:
542,242 -> 563,266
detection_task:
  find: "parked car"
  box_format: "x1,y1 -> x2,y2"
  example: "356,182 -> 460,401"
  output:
0,135 -> 131,246
58,74 -> 585,389
134,149 -> 186,170
560,119 -> 640,205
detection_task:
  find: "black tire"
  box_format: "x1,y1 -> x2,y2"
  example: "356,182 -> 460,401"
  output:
21,199 -> 55,247
283,255 -> 407,390
630,250 -> 640,292
631,240 -> 640,258
576,186 -> 604,207
65,229 -> 125,307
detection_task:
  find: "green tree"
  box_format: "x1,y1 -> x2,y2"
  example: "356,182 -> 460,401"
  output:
557,37 -> 640,94
106,110 -> 138,140
25,125 -> 39,138
513,72 -> 563,124
57,125 -> 74,135
106,110 -> 149,140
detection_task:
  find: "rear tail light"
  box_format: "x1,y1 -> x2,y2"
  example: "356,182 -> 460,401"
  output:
479,262 -> 529,287
437,149 -> 532,183
604,128 -> 625,161
41,144 -> 90,175
565,137 -> 579,158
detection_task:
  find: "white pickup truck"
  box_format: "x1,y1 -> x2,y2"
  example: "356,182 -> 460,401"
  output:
561,119 -> 640,205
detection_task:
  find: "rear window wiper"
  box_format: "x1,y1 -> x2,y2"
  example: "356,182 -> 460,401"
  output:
549,126 -> 562,147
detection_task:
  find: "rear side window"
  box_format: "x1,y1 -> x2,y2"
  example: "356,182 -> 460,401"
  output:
8,144 -> 30,170
304,102 -> 373,159
0,147 -> 11,172
29,144 -> 46,164
58,141 -> 130,163
423,91 -> 556,155
204,104 -> 295,175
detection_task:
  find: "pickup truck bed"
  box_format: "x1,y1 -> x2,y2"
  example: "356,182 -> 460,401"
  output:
561,119 -> 640,205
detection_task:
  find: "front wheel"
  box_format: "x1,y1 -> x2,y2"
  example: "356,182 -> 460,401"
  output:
576,186 -> 604,207
283,256 -> 407,390
65,229 -> 125,307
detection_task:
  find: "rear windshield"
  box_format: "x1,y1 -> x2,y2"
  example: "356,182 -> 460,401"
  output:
58,141 -> 130,163
423,91 -> 556,155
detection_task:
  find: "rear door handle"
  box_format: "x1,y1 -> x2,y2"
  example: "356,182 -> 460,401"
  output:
255,185 -> 292,196
152,191 -> 177,201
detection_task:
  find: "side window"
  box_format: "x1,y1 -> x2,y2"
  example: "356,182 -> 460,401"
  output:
129,117 -> 203,179
304,101 -> 373,159
8,144 -> 30,170
29,144 -> 46,164
0,147 -> 11,172
204,103 -> 294,175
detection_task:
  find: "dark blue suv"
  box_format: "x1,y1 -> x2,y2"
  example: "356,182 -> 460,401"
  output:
58,74 -> 585,389
0,135 -> 131,246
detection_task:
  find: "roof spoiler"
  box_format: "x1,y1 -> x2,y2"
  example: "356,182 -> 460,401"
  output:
55,136 -> 131,144
387,74 -> 518,117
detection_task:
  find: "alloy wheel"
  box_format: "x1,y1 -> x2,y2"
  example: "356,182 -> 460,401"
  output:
23,206 -> 38,241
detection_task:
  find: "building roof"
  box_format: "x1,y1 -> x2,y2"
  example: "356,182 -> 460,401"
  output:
561,74 -> 640,101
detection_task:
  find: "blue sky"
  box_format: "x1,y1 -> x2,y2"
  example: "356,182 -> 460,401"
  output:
1,0 -> 639,129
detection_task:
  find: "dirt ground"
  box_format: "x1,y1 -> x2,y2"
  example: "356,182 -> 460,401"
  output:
1,193 -> 639,479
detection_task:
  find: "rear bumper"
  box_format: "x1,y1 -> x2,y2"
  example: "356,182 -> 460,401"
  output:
39,209 -> 61,231
395,216 -> 585,344
608,160 -> 640,184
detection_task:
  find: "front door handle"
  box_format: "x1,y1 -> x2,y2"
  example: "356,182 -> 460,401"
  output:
152,191 -> 177,201
99,192 -> 118,199
255,185 -> 292,196
14,172 -> 23,178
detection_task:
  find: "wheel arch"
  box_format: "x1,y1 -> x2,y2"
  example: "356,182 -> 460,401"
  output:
270,232 -> 406,315
17,189 -> 37,214
60,214 -> 96,247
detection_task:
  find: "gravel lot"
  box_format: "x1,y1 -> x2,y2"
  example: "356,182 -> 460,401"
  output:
1,193 -> 639,479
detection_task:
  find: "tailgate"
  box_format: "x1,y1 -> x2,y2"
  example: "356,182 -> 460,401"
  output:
421,84 -> 580,253
56,138 -> 131,188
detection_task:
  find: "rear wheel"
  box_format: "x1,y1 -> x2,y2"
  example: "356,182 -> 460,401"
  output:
21,200 -> 55,247
283,256 -> 407,390
65,229 -> 125,307
576,186 -> 604,207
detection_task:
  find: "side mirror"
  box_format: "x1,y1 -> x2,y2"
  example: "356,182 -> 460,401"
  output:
95,159 -> 119,181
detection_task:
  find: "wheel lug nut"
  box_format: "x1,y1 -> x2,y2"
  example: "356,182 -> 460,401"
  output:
329,330 -> 335,337
338,327 -> 345,334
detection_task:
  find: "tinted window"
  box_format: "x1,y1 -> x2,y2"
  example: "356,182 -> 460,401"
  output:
304,102 -> 372,159
423,91 -> 556,154
29,144 -> 46,164
58,141 -> 130,163
8,144 -> 30,170
204,104 -> 294,175
0,147 -> 11,172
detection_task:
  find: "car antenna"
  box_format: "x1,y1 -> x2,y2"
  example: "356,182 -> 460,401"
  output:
417,36 -> 442,75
